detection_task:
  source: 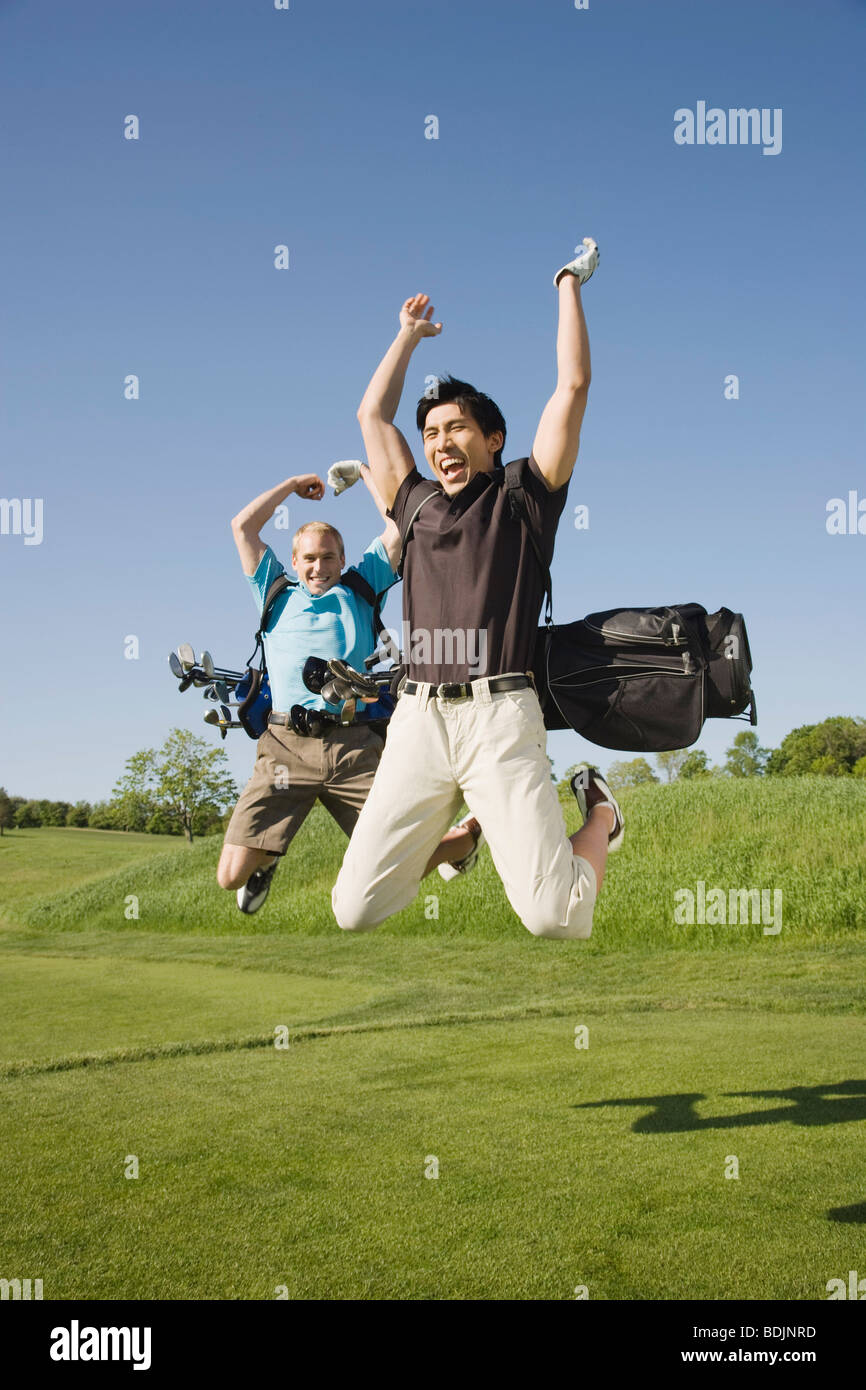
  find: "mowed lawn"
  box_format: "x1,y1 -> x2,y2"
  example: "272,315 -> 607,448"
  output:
1,821 -> 865,1300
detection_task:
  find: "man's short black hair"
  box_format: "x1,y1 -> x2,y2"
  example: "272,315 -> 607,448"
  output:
416,375 -> 507,468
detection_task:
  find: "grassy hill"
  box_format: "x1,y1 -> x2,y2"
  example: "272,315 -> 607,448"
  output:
4,777 -> 864,948
1,786 -> 864,1300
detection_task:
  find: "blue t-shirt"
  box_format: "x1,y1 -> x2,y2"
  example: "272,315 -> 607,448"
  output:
247,537 -> 398,716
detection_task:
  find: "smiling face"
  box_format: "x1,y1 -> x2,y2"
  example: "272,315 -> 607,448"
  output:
421,402 -> 504,497
291,528 -> 345,595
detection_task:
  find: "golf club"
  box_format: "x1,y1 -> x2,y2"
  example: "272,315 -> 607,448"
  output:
168,651 -> 194,691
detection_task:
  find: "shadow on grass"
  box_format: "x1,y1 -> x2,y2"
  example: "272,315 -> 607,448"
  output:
827,1201 -> 866,1224
576,1079 -> 866,1132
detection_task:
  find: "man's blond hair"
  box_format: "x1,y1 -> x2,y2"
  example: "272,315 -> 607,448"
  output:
291,521 -> 345,558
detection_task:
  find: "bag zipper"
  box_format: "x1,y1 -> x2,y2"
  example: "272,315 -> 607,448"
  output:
585,614 -> 688,647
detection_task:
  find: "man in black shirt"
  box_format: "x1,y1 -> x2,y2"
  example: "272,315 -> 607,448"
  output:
332,239 -> 624,939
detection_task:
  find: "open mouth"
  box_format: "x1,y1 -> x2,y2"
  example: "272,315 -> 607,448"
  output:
438,456 -> 466,481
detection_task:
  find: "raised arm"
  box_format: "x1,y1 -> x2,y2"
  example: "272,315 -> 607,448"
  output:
357,294 -> 442,511
358,463 -> 402,571
230,473 -> 324,576
531,276 -> 592,492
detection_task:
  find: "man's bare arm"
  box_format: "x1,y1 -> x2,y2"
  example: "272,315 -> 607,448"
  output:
357,294 -> 442,511
230,473 -> 324,576
531,277 -> 592,492
359,462 -> 402,570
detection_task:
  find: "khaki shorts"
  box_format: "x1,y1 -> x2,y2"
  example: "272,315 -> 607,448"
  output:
223,721 -> 385,856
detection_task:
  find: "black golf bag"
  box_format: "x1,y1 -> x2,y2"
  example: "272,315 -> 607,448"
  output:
394,460 -> 757,752
531,604 -> 756,752
503,466 -> 756,751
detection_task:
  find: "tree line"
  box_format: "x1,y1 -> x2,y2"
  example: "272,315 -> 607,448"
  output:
0,730 -> 236,843
565,716 -> 866,792
2,715 -> 864,842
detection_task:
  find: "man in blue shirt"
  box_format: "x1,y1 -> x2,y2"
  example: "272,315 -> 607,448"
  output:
217,468 -> 480,914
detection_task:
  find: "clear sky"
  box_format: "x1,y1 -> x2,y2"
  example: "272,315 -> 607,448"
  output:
1,0 -> 863,802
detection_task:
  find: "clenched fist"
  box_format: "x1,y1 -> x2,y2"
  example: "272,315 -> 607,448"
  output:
291,474 -> 325,500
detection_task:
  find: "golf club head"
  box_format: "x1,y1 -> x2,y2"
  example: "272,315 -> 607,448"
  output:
214,681 -> 230,703
302,656 -> 330,695
203,707 -> 229,740
168,652 -> 184,679
199,651 -> 215,679
328,659 -> 383,702
203,685 -> 219,701
177,643 -> 196,672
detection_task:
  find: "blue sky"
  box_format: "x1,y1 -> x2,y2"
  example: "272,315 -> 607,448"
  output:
1,0 -> 863,801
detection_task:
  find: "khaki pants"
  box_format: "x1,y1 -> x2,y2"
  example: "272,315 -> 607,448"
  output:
223,722 -> 385,856
331,678 -> 597,939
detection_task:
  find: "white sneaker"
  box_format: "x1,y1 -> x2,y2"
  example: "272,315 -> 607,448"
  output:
570,765 -> 624,851
437,815 -> 484,882
554,237 -> 599,288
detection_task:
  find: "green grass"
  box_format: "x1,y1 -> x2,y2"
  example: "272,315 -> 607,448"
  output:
1,940 -> 864,1299
1,785 -> 864,1299
0,826 -> 183,915
7,778 -> 866,946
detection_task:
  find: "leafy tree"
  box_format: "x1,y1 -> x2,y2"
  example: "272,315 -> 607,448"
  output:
765,716 -> 866,776
724,730 -> 769,778
0,787 -> 13,836
110,750 -> 159,832
726,731 -> 766,777
191,802 -> 228,837
41,800 -> 72,826
154,730 -> 237,843
113,730 -> 237,843
13,800 -> 42,828
66,801 -> 92,827
853,756 -> 866,779
679,750 -> 712,779
606,757 -> 659,788
655,750 -> 688,783
145,806 -> 178,836
89,801 -> 119,829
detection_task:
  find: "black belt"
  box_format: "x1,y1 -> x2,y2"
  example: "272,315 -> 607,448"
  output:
402,675 -> 531,701
268,712 -> 388,739
267,711 -> 337,735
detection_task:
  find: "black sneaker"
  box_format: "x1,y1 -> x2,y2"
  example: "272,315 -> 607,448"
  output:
236,859 -> 279,914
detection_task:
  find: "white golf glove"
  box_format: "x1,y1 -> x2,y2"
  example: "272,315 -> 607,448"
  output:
553,237 -> 600,288
328,459 -> 364,495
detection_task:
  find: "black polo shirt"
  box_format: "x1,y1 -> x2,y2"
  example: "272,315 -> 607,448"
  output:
388,454 -> 569,684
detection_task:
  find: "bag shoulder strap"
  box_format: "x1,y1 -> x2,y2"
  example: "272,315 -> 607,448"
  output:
258,571 -> 297,638
397,482 -> 440,578
503,459 -> 553,625
341,566 -> 386,638
246,571 -> 298,668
